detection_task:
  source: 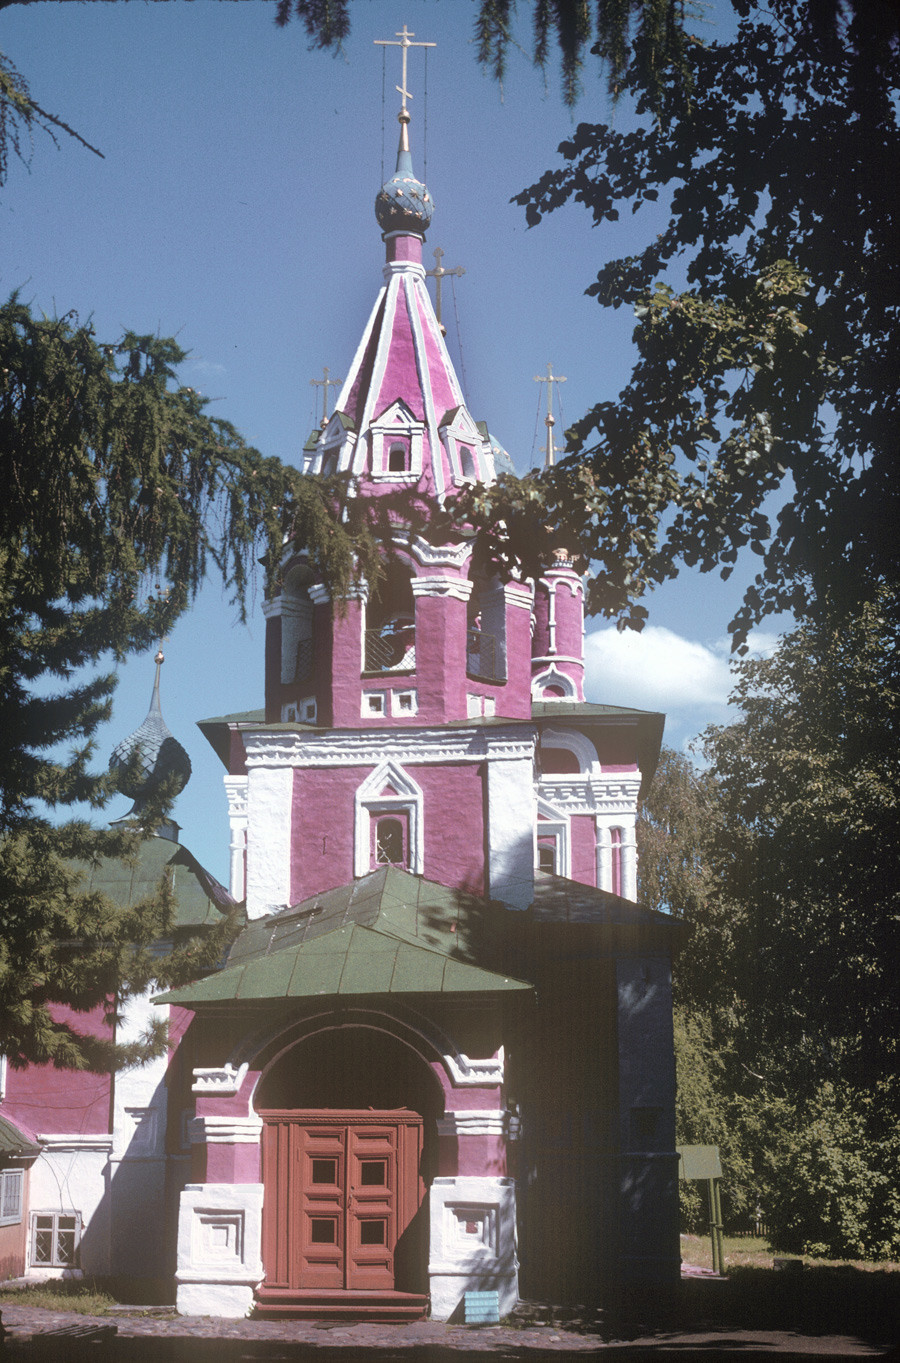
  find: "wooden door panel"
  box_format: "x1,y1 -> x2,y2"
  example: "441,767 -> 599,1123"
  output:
296,1126 -> 345,1288
260,1110 -> 424,1296
347,1125 -> 396,1289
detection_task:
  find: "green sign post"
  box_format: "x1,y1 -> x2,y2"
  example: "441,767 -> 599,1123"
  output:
677,1144 -> 724,1275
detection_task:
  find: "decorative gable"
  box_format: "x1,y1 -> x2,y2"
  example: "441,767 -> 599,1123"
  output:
354,760 -> 424,876
439,406 -> 490,484
366,399 -> 425,481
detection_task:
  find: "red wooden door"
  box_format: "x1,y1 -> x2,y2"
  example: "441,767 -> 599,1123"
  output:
260,1110 -> 423,1295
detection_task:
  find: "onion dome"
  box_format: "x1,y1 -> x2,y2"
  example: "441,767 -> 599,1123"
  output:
110,650 -> 191,817
375,111 -> 434,237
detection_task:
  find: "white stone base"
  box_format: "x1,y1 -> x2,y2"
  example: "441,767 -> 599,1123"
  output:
176,1281 -> 257,1318
428,1175 -> 518,1321
175,1182 -> 264,1318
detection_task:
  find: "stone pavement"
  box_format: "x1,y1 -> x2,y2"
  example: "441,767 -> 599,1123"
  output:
0,1304 -> 894,1361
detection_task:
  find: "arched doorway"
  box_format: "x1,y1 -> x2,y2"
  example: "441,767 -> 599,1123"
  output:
254,1026 -> 441,1315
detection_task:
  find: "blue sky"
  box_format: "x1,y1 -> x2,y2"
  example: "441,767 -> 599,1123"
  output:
2,0 -> 783,883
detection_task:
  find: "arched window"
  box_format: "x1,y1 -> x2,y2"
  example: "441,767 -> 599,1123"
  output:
460,445 -> 477,480
611,826 -> 624,898
374,816 -> 406,866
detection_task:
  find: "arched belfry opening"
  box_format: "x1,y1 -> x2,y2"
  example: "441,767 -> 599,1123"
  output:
254,1025 -> 441,1311
364,558 -> 416,674
466,562 -> 506,683
280,560 -> 315,688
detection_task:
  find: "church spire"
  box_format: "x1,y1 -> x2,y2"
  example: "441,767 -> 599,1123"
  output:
374,27 -> 435,247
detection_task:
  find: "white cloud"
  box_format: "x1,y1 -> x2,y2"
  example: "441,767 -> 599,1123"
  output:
583,624 -> 784,747
584,625 -> 733,715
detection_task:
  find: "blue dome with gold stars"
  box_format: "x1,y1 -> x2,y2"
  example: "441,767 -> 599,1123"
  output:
375,112 -> 434,237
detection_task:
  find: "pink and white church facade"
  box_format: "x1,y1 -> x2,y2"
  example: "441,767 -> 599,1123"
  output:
0,96 -> 681,1320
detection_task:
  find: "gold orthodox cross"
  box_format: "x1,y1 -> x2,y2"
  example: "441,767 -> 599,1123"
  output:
534,363 -> 567,467
374,25 -> 436,113
310,367 -> 343,427
426,247 -> 465,330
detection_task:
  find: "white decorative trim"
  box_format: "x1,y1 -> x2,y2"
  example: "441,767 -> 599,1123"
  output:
175,1183 -> 264,1319
354,760 -> 424,877
531,664 -> 578,700
261,597 -> 281,620
540,727 -> 601,776
428,1176 -> 518,1321
407,276 -> 447,503
383,258 -> 426,281
409,535 -> 472,570
35,1133 -> 113,1153
437,1110 -> 510,1137
487,756 -> 536,911
308,583 -> 333,606
245,766 -> 293,919
535,795 -> 572,879
188,1116 -> 262,1145
444,1048 -> 505,1086
504,581 -> 535,610
224,777 -> 249,904
410,575 -> 473,602
242,726 -> 536,770
192,1063 -> 249,1097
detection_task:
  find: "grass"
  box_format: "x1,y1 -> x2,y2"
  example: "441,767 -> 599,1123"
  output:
680,1232 -> 900,1275
0,1279 -> 117,1315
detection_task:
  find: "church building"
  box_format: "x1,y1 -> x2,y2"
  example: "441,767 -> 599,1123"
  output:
0,54 -> 681,1320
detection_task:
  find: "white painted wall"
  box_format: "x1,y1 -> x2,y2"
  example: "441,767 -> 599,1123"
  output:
245,766 -> 293,917
487,757 -> 535,911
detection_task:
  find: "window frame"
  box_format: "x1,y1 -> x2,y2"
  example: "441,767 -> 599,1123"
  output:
0,1168 -> 24,1227
30,1210 -> 82,1269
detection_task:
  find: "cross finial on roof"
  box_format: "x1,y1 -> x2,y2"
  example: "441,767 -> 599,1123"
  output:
426,246 -> 465,331
310,367 -> 343,427
374,26 -> 436,116
534,363 -> 567,468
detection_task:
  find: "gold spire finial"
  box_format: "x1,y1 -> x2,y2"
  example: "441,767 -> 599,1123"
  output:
534,363 -> 567,467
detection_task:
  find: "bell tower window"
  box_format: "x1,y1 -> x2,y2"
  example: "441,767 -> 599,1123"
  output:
388,442 -> 409,473
373,815 -> 406,867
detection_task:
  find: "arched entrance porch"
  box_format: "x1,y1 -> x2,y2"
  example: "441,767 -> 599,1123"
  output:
253,1025 -> 442,1318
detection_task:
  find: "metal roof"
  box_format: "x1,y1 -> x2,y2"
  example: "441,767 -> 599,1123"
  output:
155,867 -> 531,1007
0,1114 -> 41,1158
79,835 -> 236,930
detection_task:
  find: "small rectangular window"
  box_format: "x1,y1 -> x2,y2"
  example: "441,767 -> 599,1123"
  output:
0,1169 -> 23,1226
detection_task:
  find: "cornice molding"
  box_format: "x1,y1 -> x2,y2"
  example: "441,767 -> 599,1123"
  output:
243,726 -> 536,769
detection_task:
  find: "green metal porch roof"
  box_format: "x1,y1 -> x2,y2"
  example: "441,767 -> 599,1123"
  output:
156,866 -> 531,1007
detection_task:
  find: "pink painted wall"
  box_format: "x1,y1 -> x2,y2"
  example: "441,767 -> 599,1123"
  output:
501,597 -> 534,718
290,763 -> 486,901
199,1141 -> 260,1184
329,600 -> 365,728
291,766 -> 361,902
418,764 -> 485,894
571,815 -> 598,889
414,594 -> 467,723
437,1133 -> 507,1177
3,1003 -> 112,1135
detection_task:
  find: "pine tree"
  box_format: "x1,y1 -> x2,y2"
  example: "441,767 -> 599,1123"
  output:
0,296 -> 377,1071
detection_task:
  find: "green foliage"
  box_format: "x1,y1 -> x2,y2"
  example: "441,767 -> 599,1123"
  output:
0,295 -> 383,1070
512,0 -> 899,643
762,1082 -> 900,1260
646,598 -> 900,1258
274,0 -> 693,110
